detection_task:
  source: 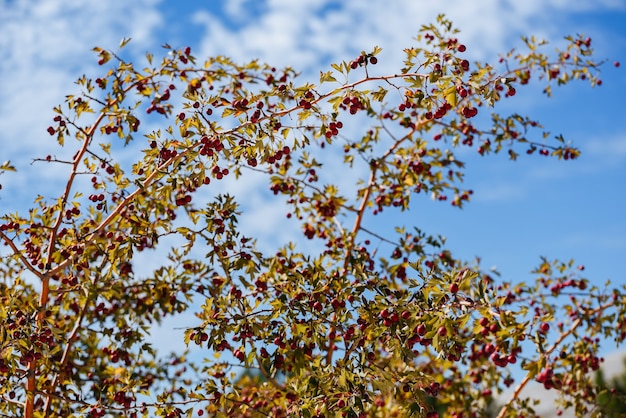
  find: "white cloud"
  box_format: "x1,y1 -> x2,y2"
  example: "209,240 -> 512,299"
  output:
586,135 -> 626,162
474,182 -> 527,202
555,231 -> 626,251
191,0 -> 623,78
0,0 -> 163,207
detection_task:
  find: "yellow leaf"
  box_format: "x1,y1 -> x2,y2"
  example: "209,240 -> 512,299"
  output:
119,37 -> 132,48
320,71 -> 337,83
444,86 -> 457,107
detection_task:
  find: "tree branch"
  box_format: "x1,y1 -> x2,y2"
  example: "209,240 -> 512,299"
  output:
0,231 -> 43,280
496,300 -> 615,418
256,357 -> 285,391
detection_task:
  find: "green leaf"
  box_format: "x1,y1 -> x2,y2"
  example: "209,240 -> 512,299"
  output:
597,389 -> 611,406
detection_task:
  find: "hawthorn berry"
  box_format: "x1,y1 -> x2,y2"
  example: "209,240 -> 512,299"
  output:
449,282 -> 459,294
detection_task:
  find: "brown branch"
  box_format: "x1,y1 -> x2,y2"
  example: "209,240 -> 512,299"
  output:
256,357 -> 285,391
325,122 -> 422,366
0,231 -> 43,280
37,158 -> 184,410
27,106 -> 110,418
1,396 -> 25,408
341,121 -> 421,274
343,166 -> 378,273
359,227 -> 397,246
27,65 -> 173,417
496,301 -> 615,418
43,270 -> 100,415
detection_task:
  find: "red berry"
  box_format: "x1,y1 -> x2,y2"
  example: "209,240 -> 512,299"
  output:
615,61 -> 620,68
449,283 -> 459,294
437,326 -> 447,337
457,44 -> 466,52
539,322 -> 550,333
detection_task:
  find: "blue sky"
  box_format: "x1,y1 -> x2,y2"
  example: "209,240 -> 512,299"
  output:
1,1 -> 626,405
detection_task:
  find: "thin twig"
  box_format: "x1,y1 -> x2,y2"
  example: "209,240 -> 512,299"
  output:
0,231 -> 43,280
